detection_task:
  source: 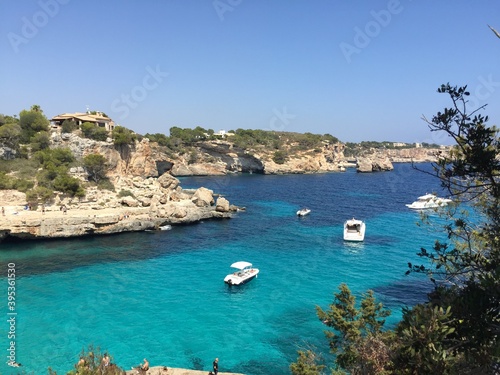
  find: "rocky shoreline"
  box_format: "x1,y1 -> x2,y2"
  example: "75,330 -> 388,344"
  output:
0,184 -> 240,242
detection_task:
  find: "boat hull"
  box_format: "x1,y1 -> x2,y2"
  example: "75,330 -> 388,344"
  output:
225,273 -> 257,286
297,209 -> 311,217
343,220 -> 366,242
224,268 -> 259,286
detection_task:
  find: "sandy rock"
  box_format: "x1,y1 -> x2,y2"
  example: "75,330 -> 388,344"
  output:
216,197 -> 230,212
158,173 -> 180,190
0,190 -> 26,206
122,196 -> 139,207
191,187 -> 214,207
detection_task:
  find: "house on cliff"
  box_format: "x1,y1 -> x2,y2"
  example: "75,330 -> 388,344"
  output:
51,112 -> 116,132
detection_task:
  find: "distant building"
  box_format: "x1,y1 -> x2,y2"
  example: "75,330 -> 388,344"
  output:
414,143 -> 422,148
51,112 -> 115,132
393,142 -> 407,147
213,130 -> 235,138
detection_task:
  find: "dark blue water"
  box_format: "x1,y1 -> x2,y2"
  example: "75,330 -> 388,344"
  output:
0,164 -> 450,375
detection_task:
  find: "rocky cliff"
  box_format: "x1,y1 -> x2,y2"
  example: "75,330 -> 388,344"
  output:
169,140 -> 347,175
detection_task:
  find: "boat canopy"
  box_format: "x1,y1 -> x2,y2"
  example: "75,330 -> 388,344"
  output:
418,193 -> 436,200
230,261 -> 252,270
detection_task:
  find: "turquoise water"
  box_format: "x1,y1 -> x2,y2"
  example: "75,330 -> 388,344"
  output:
0,164 -> 451,375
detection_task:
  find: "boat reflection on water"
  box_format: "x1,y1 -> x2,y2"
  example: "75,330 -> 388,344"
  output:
343,241 -> 366,254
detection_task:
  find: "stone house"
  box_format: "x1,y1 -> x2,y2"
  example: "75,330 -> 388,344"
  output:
51,112 -> 116,132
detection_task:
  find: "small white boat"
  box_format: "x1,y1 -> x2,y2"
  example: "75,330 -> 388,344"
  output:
406,194 -> 452,210
159,224 -> 172,230
224,261 -> 259,286
297,208 -> 311,217
344,218 -> 366,242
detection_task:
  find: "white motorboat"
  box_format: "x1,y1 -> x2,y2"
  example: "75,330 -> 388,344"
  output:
344,218 -> 366,242
224,261 -> 259,286
405,194 -> 452,210
297,208 -> 311,217
159,224 -> 172,230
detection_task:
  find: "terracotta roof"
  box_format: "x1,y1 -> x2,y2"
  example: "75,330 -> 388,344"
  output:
51,113 -> 112,122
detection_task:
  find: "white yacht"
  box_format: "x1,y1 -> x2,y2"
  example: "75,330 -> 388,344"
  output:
406,194 -> 452,210
224,261 -> 259,286
344,218 -> 366,242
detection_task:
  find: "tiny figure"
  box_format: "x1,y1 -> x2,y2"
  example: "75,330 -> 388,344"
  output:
102,353 -> 110,367
213,358 -> 219,375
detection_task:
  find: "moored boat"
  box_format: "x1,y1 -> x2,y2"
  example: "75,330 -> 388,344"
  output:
344,218 -> 366,242
297,208 -> 311,217
406,193 -> 452,210
224,261 -> 259,286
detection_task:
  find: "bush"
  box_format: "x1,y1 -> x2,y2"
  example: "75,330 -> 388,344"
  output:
81,122 -> 108,141
30,131 -> 51,152
118,190 -> 135,198
53,174 -> 85,197
0,172 -> 15,189
83,154 -> 108,183
61,119 -> 78,133
12,178 -> 34,192
272,150 -> 288,164
112,126 -> 136,146
97,178 -> 115,191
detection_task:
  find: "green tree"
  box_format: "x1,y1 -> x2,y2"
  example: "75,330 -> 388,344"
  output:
145,132 -> 170,146
112,126 -> 136,146
61,119 -> 78,133
315,283 -> 392,374
81,122 -> 108,141
30,131 -> 50,152
18,108 -> 49,143
290,350 -> 326,375
272,150 -> 288,164
406,83 -> 500,372
83,153 -> 108,183
392,304 -> 458,374
30,104 -> 42,112
53,174 -> 85,197
0,123 -> 21,149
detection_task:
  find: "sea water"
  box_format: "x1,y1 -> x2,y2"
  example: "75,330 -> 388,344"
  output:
0,164 -> 451,375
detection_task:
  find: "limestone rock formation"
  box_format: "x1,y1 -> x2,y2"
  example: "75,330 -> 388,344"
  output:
356,156 -> 394,173
191,187 -> 215,207
216,197 -> 230,212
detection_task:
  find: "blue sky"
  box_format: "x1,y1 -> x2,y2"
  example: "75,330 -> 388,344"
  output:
1,1 -> 499,144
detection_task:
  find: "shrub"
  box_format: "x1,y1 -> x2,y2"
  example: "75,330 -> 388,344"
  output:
97,178 -> 115,191
118,190 -> 135,198
81,122 -> 108,141
112,126 -> 136,146
83,154 -> 108,183
30,131 -> 51,152
61,119 -> 78,133
272,150 -> 288,164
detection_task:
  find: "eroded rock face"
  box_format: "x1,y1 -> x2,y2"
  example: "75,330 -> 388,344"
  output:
356,156 -> 394,173
191,187 -> 215,207
216,197 -> 230,212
